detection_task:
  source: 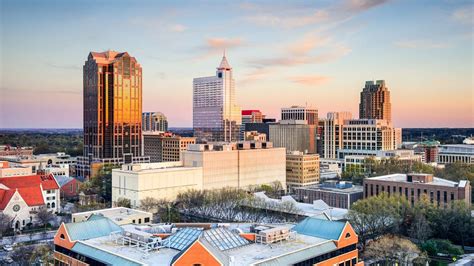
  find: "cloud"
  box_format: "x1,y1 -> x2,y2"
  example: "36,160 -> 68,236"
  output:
195,37 -> 245,59
240,68 -> 275,84
243,0 -> 390,29
206,37 -> 244,50
395,40 -> 447,49
248,39 -> 351,68
452,7 -> 472,25
287,34 -> 330,55
290,75 -> 331,86
169,24 -> 187,32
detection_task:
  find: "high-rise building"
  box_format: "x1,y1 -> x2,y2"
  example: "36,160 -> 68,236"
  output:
359,80 -> 391,123
77,51 -> 149,179
269,122 -> 318,154
286,151 -> 320,190
142,132 -> 196,162
281,106 -> 318,125
320,112 -> 352,159
142,112 -> 168,132
193,54 -> 241,143
269,107 -> 318,154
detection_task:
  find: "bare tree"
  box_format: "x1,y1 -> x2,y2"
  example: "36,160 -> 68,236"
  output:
0,213 -> 13,237
37,208 -> 54,229
140,197 -> 159,213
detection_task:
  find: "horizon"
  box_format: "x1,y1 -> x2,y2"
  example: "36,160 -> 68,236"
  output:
1,0 -> 473,128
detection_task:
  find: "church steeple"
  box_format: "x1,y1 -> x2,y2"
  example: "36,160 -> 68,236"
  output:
217,50 -> 232,70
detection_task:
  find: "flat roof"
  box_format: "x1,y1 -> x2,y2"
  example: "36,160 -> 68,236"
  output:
79,223 -> 336,266
72,207 -> 152,219
367,174 -> 460,187
297,184 -> 364,194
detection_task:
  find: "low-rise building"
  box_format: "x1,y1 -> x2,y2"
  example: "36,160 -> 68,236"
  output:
53,214 -> 363,266
437,144 -> 474,165
113,142 -> 286,207
295,181 -> 364,209
252,192 -> 348,220
55,175 -> 81,199
363,173 -> 471,207
344,149 -> 422,172
0,145 -> 33,157
0,161 -> 33,177
112,162 -> 202,207
0,174 -> 60,229
244,131 -> 267,142
72,207 -> 153,225
286,152 -> 320,190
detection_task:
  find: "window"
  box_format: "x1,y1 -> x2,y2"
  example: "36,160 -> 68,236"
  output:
345,233 -> 351,238
144,217 -> 150,223
60,234 -> 65,239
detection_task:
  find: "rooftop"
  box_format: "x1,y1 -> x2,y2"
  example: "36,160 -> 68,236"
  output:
252,192 -> 348,220
297,182 -> 364,194
58,216 -> 350,266
72,207 -> 152,223
367,173 -> 462,187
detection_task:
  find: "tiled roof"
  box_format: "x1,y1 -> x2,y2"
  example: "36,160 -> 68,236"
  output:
0,174 -> 59,210
292,217 -> 346,240
0,174 -> 59,190
65,216 -> 122,241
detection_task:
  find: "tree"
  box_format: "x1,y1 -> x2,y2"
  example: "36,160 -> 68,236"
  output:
37,208 -> 54,229
29,244 -> 54,265
0,213 -> 13,236
347,193 -> 409,249
364,235 -> 428,265
140,197 -> 159,213
116,197 -> 131,208
90,164 -> 119,202
421,239 -> 463,258
429,200 -> 472,249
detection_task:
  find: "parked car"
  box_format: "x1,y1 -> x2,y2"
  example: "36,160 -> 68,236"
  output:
2,244 -> 13,251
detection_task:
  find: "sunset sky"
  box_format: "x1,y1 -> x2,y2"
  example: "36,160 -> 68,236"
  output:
1,0 -> 473,128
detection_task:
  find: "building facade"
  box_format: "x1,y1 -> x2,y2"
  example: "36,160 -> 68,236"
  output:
182,142 -> 286,190
281,106 -> 318,125
337,119 -> 401,159
77,51 -> 148,179
320,112 -> 353,159
286,152 -> 320,190
437,144 -> 474,165
295,181 -> 364,209
142,132 -> 196,162
363,173 -> 471,208
359,80 -> 391,123
142,112 -> 168,132
112,162 -> 203,207
193,54 -> 241,143
269,122 -> 318,154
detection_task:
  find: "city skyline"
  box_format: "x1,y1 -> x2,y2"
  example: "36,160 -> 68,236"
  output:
1,0 -> 473,128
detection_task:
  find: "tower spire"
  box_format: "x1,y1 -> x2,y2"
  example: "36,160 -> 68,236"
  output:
217,51 -> 231,70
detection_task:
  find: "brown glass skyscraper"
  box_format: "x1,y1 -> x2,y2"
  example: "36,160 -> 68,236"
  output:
77,51 -> 148,179
359,80 -> 392,123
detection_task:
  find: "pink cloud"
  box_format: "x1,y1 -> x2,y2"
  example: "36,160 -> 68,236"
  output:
290,75 -> 331,86
206,37 -> 243,49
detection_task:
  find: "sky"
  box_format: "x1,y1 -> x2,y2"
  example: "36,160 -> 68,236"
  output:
0,0 -> 473,128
